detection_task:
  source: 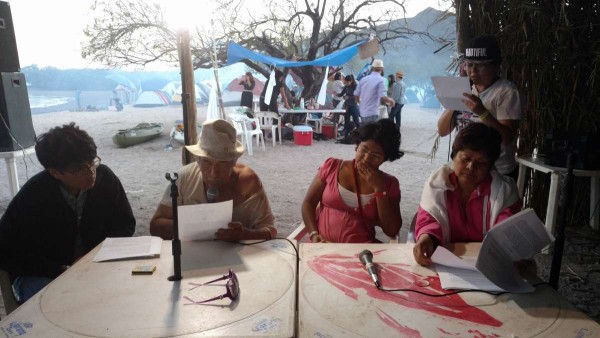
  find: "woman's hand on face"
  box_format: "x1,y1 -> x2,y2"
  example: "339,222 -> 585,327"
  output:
215,222 -> 244,242
356,160 -> 386,192
413,234 -> 435,266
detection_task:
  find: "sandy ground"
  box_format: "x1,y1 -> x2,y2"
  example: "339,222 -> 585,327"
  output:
1,103 -> 599,323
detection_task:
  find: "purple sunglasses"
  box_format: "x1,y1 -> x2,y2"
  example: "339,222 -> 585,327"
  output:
184,269 -> 240,305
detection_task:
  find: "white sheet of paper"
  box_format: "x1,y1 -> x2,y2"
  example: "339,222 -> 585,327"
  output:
177,200 -> 233,241
475,208 -> 553,293
431,76 -> 472,111
432,246 -> 504,292
93,236 -> 162,262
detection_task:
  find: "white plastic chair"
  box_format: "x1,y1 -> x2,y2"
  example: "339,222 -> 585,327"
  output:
255,111 -> 281,146
229,114 -> 265,156
307,112 -> 323,133
227,115 -> 247,149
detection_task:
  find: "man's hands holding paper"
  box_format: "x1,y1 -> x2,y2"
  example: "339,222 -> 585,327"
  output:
215,222 -> 244,242
461,93 -> 486,115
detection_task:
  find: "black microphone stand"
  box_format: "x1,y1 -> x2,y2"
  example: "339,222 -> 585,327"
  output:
166,173 -> 182,281
549,151 -> 574,289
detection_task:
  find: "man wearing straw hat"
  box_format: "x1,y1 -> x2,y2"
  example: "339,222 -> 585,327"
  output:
355,59 -> 395,123
150,119 -> 276,241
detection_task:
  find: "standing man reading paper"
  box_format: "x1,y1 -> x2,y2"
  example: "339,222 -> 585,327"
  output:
0,123 -> 136,304
439,35 -> 522,180
150,119 -> 276,242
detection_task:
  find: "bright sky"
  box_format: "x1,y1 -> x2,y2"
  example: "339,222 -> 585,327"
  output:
8,0 -> 447,70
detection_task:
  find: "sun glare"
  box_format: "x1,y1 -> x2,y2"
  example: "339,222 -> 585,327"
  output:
159,0 -> 217,30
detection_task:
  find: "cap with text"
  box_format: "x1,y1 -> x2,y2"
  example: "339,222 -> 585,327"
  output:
464,35 -> 502,63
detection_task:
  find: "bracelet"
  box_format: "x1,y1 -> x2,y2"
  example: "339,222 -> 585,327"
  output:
479,110 -> 490,121
374,191 -> 387,198
308,230 -> 319,239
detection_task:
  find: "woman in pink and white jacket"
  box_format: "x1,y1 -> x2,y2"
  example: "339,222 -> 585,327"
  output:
413,123 -> 521,266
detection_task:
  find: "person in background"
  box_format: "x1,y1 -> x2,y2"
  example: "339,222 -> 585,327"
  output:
150,119 -> 276,242
302,119 -> 403,243
389,70 -> 406,130
439,35 -> 522,180
0,123 -> 136,303
239,72 -> 255,110
259,69 -> 291,113
340,74 -> 360,138
355,59 -> 395,123
387,74 -> 395,97
332,72 -> 345,108
413,123 -> 521,266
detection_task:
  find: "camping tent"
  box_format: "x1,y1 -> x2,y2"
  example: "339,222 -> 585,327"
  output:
133,90 -> 171,107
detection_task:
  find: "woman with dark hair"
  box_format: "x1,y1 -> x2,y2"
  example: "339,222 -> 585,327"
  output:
340,74 -> 360,137
413,123 -> 521,266
239,72 -> 255,110
302,119 -> 403,243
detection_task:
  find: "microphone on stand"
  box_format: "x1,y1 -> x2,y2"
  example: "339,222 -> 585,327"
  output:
359,250 -> 381,288
206,187 -> 219,203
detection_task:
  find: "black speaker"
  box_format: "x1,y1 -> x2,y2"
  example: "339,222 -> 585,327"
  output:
0,72 -> 35,152
543,131 -> 600,170
0,1 -> 20,72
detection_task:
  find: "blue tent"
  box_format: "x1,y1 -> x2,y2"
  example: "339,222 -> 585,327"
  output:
227,41 -> 367,67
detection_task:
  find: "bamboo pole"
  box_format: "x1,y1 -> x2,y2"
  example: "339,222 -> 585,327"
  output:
177,29 -> 198,165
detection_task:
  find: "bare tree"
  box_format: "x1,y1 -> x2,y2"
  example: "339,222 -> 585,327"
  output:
83,0 -> 443,97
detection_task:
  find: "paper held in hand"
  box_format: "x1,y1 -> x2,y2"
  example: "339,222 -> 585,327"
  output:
177,200 -> 233,241
93,236 -> 162,262
431,76 -> 472,112
432,208 -> 555,293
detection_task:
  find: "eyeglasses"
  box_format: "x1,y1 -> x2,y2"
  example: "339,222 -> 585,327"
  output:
65,156 -> 101,177
184,269 -> 240,305
463,60 -> 494,71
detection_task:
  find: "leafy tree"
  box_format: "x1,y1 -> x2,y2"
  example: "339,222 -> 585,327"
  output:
82,0 -> 448,98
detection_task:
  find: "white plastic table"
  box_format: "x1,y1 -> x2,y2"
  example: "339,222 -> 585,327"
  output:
298,243 -> 600,337
516,155 -> 600,233
0,239 -> 297,337
0,147 -> 36,199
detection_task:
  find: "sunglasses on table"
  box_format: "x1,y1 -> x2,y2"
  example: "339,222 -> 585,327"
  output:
184,269 -> 240,305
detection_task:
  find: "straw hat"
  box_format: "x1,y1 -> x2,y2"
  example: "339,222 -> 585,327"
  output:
185,119 -> 244,161
395,70 -> 404,78
372,59 -> 384,68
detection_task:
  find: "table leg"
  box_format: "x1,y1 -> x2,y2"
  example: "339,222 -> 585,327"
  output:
591,177 -> 600,231
5,157 -> 20,198
546,172 -> 560,235
517,163 -> 527,198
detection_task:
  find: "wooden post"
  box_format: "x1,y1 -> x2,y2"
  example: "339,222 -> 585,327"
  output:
177,29 -> 197,165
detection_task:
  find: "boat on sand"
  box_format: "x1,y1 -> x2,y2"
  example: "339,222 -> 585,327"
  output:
112,123 -> 163,148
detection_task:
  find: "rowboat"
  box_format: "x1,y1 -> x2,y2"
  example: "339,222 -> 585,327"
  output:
112,123 -> 163,148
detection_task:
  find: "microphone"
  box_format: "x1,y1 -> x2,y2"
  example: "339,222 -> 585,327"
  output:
206,187 -> 219,203
359,250 -> 380,288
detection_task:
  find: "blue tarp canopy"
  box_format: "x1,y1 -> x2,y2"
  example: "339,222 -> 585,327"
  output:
226,41 -> 366,67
